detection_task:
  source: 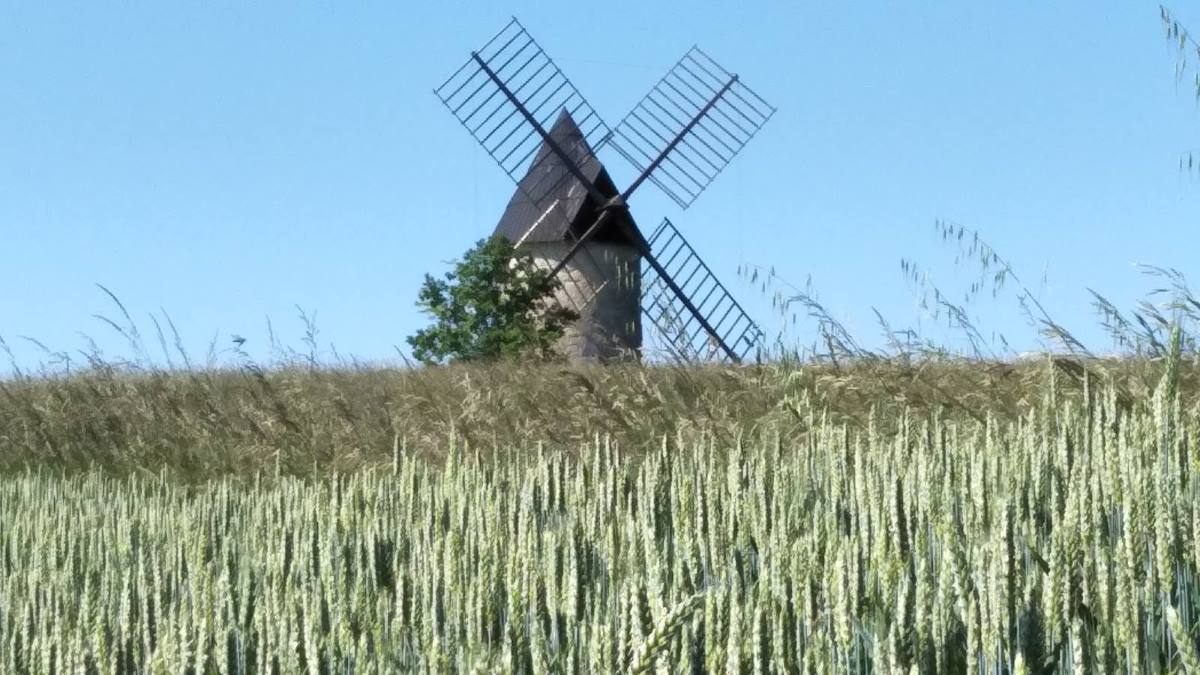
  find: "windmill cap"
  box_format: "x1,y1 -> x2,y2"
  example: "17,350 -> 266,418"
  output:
492,109 -> 642,247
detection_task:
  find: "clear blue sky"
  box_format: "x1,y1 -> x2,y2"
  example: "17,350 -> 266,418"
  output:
2,2 -> 1198,368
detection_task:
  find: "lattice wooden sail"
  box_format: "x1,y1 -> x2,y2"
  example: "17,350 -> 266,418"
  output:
602,47 -> 776,209
434,18 -> 609,217
642,218 -> 763,362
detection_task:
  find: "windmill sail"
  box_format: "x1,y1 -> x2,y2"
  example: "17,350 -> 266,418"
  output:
603,47 -> 775,209
434,18 -> 610,213
642,218 -> 763,362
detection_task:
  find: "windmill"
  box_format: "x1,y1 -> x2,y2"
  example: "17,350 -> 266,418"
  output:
435,18 -> 774,363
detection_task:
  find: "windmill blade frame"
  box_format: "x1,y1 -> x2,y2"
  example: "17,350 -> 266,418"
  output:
602,46 -> 776,210
434,17 -> 612,211
642,218 -> 764,363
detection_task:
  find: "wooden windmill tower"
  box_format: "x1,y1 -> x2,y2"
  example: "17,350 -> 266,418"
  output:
436,18 -> 774,362
493,110 -> 643,359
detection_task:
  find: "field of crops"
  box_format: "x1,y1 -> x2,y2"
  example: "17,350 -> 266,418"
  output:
1,354 -> 1199,674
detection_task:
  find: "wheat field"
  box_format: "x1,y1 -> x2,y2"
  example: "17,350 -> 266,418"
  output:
1,352 -> 1198,674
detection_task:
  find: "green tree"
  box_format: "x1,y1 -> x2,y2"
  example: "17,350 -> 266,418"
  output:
407,235 -> 578,364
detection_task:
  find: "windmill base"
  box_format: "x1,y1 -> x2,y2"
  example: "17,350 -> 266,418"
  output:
527,241 -> 642,362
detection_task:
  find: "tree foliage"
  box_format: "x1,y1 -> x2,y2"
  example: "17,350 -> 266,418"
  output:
407,236 -> 578,364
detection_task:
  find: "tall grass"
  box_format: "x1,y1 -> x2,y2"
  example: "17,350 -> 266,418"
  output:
2,347 -> 1194,479
1,343 -> 1198,673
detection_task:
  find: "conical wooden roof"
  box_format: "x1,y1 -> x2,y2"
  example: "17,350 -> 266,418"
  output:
493,110 -> 640,246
